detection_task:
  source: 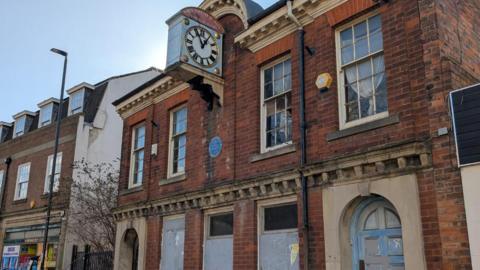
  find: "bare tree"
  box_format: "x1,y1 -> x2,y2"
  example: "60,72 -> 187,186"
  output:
67,160 -> 119,251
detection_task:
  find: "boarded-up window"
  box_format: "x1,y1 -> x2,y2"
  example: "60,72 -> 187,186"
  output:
160,216 -> 185,270
260,202 -> 299,270
204,212 -> 233,270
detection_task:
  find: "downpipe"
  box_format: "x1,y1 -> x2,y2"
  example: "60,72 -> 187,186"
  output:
287,1 -> 309,269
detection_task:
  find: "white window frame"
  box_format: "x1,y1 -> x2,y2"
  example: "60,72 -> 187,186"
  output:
257,196 -> 298,270
204,207 -> 234,240
14,163 -> 31,201
13,116 -> 26,138
44,152 -> 62,193
68,89 -> 85,115
0,170 -> 5,197
168,106 -> 187,178
260,55 -> 293,153
39,103 -> 54,127
335,11 -> 388,130
129,123 -> 145,188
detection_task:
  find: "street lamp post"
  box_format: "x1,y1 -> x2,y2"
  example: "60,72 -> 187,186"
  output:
40,48 -> 68,270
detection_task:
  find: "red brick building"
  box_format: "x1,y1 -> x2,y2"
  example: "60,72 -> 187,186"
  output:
112,0 -> 480,269
0,69 -> 160,269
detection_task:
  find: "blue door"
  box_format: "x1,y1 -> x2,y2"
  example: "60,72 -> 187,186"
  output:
351,198 -> 405,270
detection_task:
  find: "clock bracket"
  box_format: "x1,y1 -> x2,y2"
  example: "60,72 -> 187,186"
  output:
166,62 -> 224,110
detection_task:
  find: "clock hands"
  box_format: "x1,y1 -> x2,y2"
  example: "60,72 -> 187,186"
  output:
200,36 -> 210,49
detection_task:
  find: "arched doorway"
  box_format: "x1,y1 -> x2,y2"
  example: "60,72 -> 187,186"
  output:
351,197 -> 404,270
123,229 -> 139,270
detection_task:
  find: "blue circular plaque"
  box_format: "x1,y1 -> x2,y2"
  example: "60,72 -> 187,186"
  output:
209,136 -> 222,158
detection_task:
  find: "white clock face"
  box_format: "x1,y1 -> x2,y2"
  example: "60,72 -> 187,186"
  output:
185,26 -> 219,67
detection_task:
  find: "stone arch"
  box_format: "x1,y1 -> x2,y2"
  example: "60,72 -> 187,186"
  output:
118,229 -> 139,270
322,174 -> 427,270
341,196 -> 404,269
199,0 -> 263,29
113,218 -> 147,270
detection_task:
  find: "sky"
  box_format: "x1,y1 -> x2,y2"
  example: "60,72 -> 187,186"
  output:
0,0 -> 276,121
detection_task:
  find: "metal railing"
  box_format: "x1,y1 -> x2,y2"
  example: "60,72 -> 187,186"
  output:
69,251 -> 113,270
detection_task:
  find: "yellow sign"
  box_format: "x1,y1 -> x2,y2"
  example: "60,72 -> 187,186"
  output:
290,243 -> 299,265
316,73 -> 333,90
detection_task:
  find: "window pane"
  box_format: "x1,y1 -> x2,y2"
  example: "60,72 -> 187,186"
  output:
364,211 -> 378,230
375,73 -> 388,113
369,15 -> 382,32
134,150 -> 144,184
264,83 -> 273,99
276,95 -> 285,112
340,28 -> 353,47
355,38 -> 368,59
369,31 -> 383,53
209,213 -> 233,237
385,210 -> 401,228
41,105 -> 53,125
15,117 -> 25,135
135,126 -> 145,149
346,83 -> 358,103
266,131 -> 275,147
360,95 -> 374,118
373,55 -> 385,74
284,59 -> 291,75
354,21 -> 368,40
273,63 -> 284,94
264,204 -> 298,231
266,101 -> 275,131
275,111 -> 285,128
276,128 -> 286,144
346,102 -> 359,122
341,46 -> 354,65
287,109 -> 292,141
358,60 -> 372,80
264,68 -> 273,83
174,108 -> 187,135
70,92 -> 83,112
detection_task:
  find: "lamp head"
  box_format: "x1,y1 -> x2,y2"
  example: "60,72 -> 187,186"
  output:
50,48 -> 67,57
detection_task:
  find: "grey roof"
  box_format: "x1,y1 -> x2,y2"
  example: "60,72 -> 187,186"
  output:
244,0 -> 264,20
248,0 -> 286,25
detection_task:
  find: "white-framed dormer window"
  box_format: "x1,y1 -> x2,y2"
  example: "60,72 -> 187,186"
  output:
14,116 -> 26,137
39,103 -> 54,127
168,106 -> 187,178
44,152 -> 62,193
69,90 -> 84,115
336,12 -> 388,129
260,56 -> 292,153
14,163 -> 30,200
129,124 -> 145,188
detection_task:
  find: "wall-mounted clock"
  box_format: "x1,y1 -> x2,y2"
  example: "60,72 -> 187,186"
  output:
185,26 -> 219,67
166,7 -> 224,76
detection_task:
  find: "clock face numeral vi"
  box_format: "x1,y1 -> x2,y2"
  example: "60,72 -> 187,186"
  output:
185,26 -> 219,67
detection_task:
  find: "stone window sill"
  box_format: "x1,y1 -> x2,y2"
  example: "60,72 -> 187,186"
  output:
41,192 -> 58,199
249,144 -> 296,163
119,186 -> 143,196
12,198 -> 27,205
326,114 -> 400,141
160,174 -> 186,186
